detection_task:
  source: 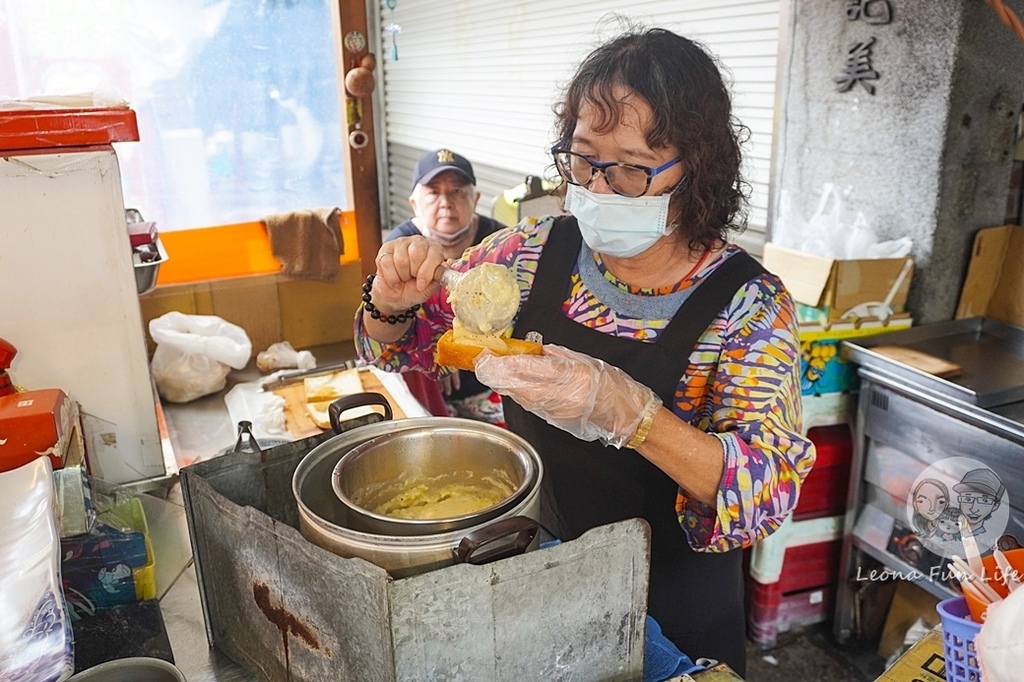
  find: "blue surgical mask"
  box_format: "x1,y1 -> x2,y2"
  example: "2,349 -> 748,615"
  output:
564,184 -> 675,258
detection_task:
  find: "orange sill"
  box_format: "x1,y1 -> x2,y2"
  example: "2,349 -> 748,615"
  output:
155,210 -> 360,285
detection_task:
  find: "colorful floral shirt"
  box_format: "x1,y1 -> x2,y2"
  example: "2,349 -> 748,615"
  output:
355,216 -> 816,552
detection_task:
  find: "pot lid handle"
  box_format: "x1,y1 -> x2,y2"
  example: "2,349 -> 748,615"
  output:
328,392 -> 393,433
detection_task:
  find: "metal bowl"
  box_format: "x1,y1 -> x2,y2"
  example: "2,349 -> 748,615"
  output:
68,657 -> 185,681
331,422 -> 538,536
134,237 -> 168,295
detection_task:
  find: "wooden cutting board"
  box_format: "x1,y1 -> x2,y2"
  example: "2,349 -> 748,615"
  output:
870,345 -> 963,378
273,370 -> 407,440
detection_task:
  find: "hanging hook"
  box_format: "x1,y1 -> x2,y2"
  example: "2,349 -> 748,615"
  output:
384,0 -> 401,61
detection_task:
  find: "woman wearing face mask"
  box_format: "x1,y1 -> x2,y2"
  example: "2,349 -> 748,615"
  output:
356,26 -> 814,674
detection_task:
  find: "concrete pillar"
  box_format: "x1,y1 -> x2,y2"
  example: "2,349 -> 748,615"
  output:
772,0 -> 1024,323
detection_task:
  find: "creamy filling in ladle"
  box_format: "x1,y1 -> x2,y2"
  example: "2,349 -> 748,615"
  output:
435,263 -> 519,335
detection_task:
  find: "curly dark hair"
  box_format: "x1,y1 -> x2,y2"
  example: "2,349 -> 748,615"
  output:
553,26 -> 750,251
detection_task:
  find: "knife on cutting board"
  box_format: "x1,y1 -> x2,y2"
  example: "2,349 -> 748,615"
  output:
260,359 -> 366,392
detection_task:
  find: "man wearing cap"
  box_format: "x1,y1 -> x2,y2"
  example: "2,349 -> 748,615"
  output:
384,149 -> 508,425
387,148 -> 506,261
954,467 -> 1006,540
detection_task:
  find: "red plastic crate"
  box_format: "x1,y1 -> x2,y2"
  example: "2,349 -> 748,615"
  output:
747,579 -> 835,646
745,537 -> 842,648
777,538 -> 842,594
794,423 -> 852,520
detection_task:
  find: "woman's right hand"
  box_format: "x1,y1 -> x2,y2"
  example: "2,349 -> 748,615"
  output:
369,236 -> 448,315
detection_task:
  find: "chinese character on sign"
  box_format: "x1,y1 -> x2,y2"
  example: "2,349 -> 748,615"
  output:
835,37 -> 879,95
846,0 -> 893,24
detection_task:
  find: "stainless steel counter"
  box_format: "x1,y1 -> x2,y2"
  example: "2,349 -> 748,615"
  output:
841,316 -> 1024,409
162,342 -> 358,470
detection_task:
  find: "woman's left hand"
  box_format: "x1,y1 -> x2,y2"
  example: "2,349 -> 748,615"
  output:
475,344 -> 661,448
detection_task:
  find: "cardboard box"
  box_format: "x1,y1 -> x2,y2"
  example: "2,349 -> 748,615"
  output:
798,316 -> 913,395
956,224 -> 1024,326
0,389 -> 84,473
60,494 -> 156,617
763,242 -> 914,324
138,261 -> 363,359
874,626 -> 946,682
877,581 -> 941,661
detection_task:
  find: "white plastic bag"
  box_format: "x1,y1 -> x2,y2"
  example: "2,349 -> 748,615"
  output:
774,184 -> 912,259
803,183 -> 846,257
149,312 -> 252,403
255,340 -> 316,373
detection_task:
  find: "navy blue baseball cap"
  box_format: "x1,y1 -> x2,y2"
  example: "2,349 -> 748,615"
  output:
412,149 -> 476,188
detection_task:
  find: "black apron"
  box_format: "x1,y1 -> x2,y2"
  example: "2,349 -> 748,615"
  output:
504,218 -> 764,675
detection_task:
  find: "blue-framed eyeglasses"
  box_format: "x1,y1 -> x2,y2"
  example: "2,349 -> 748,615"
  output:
550,147 -> 683,198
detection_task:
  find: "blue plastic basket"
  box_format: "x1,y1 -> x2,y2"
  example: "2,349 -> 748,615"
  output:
937,597 -> 982,682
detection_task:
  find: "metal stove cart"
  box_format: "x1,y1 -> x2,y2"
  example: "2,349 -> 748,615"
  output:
834,317 -> 1024,642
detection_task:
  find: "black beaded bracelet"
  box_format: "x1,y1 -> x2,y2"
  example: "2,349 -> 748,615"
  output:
361,274 -> 420,324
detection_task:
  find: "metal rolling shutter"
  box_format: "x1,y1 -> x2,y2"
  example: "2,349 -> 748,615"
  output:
373,1 -> 781,253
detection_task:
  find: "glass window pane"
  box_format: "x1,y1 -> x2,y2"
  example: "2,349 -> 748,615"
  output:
0,0 -> 348,231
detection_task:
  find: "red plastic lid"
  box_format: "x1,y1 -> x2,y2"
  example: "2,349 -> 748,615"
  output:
0,107 -> 139,152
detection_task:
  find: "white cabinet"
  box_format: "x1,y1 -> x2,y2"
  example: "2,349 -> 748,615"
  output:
0,146 -> 165,484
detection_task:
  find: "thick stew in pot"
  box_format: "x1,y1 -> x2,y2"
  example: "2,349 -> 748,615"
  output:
359,470 -> 517,520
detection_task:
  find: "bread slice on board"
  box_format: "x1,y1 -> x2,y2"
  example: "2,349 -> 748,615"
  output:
303,369 -> 376,428
304,369 -> 364,401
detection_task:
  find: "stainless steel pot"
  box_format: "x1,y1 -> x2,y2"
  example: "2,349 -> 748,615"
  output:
331,423 -> 538,535
292,393 -> 543,578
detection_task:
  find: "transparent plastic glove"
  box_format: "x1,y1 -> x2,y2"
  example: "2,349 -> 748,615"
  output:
474,344 -> 661,448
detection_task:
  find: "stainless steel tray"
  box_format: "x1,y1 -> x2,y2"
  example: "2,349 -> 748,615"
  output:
841,317 -> 1024,407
